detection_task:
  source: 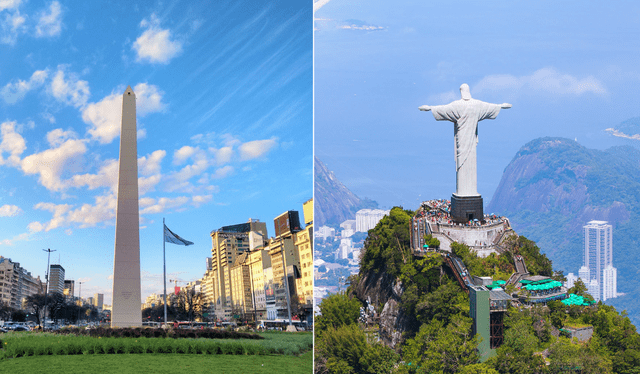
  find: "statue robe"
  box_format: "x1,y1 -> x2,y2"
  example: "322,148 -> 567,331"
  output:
430,98 -> 502,197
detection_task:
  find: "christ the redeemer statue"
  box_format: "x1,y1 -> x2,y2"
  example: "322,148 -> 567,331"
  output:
420,84 -> 511,222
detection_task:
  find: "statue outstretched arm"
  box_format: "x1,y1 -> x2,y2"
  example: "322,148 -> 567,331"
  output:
419,105 -> 431,111
501,103 -> 512,109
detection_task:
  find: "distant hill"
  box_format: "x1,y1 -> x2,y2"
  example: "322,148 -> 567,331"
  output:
314,157 -> 378,227
487,137 -> 640,326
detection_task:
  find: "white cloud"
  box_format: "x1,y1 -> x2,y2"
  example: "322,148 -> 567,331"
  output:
70,151 -> 165,193
0,0 -> 22,12
30,193 -> 117,231
139,196 -> 190,214
605,128 -> 640,141
166,147 -> 208,192
133,14 -> 182,64
81,92 -> 120,144
69,158 -> 118,191
0,69 -> 46,104
82,83 -> 165,144
35,1 -> 62,38
238,138 -> 277,160
0,232 -> 29,246
211,146 -> 232,165
32,202 -> 72,231
0,204 -> 21,216
0,8 -> 26,45
339,23 -> 384,31
21,135 -> 87,191
66,193 -> 116,228
313,0 -> 331,13
473,67 -> 607,97
139,174 -> 162,196
139,150 -> 165,176
191,195 -> 212,207
134,83 -> 165,115
0,121 -> 26,167
27,221 -> 44,233
211,165 -> 233,179
46,128 -> 76,147
49,67 -> 90,108
173,145 -> 197,165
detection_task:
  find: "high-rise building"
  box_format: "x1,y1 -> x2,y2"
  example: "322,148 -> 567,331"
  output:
247,249 -> 272,320
94,293 -> 104,310
295,199 -> 313,317
48,264 -> 65,295
64,280 -> 75,300
355,209 -> 390,232
0,257 -> 44,310
210,219 -> 267,319
582,220 -> 617,301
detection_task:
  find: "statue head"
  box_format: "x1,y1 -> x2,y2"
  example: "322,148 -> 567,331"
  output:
460,84 -> 472,100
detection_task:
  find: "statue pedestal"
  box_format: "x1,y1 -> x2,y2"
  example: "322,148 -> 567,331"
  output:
451,194 -> 484,223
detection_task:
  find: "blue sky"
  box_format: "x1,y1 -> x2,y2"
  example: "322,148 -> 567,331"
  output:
0,0 -> 312,305
314,0 -> 640,209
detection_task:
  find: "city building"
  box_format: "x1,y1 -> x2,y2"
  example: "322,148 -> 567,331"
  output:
565,273 -> 578,289
0,257 -> 44,310
581,220 -> 617,301
268,234 -> 300,319
295,199 -> 313,319
356,209 -> 390,232
230,253 -> 254,321
63,280 -> 75,300
340,220 -> 355,238
143,293 -> 164,309
263,267 -> 277,320
314,225 -> 335,240
247,248 -> 272,320
94,293 -> 104,310
210,219 -> 268,320
48,264 -> 65,295
336,238 -> 353,260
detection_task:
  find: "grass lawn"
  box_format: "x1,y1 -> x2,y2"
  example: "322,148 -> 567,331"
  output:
0,351 -> 313,374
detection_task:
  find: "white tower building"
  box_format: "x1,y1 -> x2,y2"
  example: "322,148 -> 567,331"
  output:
582,220 -> 617,302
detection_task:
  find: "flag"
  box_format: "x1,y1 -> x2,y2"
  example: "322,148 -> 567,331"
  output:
164,224 -> 194,246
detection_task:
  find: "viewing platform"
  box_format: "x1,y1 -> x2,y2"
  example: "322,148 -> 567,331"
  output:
411,199 -> 514,257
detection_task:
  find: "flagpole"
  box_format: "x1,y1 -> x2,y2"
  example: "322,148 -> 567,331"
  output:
163,217 -> 167,327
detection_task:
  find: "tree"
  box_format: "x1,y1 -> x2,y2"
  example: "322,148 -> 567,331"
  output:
25,294 -> 47,327
0,299 -> 14,321
11,309 -> 26,322
401,315 -> 479,374
315,292 -> 361,335
316,324 -> 399,374
46,292 -> 66,324
547,337 -> 612,374
177,287 -> 206,323
568,278 -> 588,296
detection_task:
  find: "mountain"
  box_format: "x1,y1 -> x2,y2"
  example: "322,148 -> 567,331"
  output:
487,137 -> 640,326
314,157 -> 377,227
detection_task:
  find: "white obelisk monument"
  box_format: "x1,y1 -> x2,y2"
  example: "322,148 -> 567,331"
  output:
111,86 -> 142,327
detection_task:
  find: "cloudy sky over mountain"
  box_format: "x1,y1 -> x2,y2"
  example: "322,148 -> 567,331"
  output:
0,0 -> 312,304
315,0 -> 640,209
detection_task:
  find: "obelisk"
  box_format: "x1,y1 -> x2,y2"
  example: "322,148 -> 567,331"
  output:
111,86 -> 142,327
